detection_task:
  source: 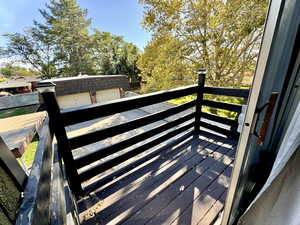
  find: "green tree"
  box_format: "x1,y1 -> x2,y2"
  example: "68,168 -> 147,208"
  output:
2,0 -> 94,78
2,0 -> 140,80
138,34 -> 194,92
139,0 -> 268,88
35,0 -> 94,76
2,30 -> 58,78
91,31 -> 140,83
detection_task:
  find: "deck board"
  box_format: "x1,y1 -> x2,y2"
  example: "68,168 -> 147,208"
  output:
78,132 -> 236,225
99,142 -> 220,224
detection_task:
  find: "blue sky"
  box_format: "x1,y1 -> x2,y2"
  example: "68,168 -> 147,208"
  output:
0,0 -> 151,50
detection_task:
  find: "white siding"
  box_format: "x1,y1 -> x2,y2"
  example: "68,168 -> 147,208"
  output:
56,88 -> 121,109
57,92 -> 91,109
96,88 -> 120,103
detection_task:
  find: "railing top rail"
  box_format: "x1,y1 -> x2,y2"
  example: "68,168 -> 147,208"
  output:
203,87 -> 250,98
61,84 -> 198,126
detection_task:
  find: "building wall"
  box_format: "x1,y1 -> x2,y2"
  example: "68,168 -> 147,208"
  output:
96,89 -> 120,103
57,88 -> 121,109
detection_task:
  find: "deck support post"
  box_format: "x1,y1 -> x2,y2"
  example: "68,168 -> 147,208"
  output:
194,70 -> 206,133
37,83 -> 82,196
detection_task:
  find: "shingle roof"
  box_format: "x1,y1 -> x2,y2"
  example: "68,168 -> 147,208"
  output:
46,75 -> 130,96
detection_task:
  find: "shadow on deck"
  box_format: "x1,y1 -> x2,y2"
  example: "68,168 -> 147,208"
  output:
78,131 -> 236,225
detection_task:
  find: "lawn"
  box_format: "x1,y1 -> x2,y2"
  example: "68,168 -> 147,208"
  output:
18,137 -> 38,168
0,105 -> 39,119
169,94 -> 244,119
0,77 -> 7,83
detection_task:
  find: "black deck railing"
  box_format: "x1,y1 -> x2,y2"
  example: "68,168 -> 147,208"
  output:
16,118 -> 53,225
40,73 -> 249,196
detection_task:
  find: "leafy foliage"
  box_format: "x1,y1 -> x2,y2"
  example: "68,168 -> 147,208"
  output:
3,30 -> 58,78
0,78 -> 6,83
138,34 -> 194,93
91,31 -> 140,83
2,0 -> 140,80
139,0 -> 268,89
35,0 -> 94,76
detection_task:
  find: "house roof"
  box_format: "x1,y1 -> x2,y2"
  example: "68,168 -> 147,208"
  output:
0,80 -> 32,89
0,75 -> 41,90
45,75 -> 130,96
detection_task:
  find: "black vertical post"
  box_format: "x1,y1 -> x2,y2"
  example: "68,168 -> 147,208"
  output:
39,85 -> 82,196
194,69 -> 206,133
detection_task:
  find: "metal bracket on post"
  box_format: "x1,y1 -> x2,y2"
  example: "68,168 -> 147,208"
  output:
36,82 -> 83,196
194,69 -> 206,133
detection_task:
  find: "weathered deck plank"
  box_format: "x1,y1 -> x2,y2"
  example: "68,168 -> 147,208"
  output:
99,142 -> 224,225
78,132 -> 236,225
197,191 -> 227,225
145,146 -> 234,225
121,143 -> 234,225
78,133 -> 210,222
168,166 -> 232,225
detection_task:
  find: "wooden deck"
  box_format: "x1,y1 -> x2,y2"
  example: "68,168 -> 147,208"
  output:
78,131 -> 236,225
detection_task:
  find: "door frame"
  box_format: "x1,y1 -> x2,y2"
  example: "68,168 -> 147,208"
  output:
221,0 -> 285,224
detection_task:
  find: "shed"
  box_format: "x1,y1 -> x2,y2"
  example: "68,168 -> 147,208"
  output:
45,75 -> 129,109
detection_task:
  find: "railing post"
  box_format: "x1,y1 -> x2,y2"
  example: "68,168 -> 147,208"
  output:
37,82 -> 82,196
194,69 -> 206,133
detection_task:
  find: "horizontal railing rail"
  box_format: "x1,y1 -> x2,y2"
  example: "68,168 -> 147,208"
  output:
40,73 -> 250,196
202,99 -> 242,113
199,88 -> 248,138
75,112 -> 195,169
69,100 -> 196,150
61,84 -> 198,126
200,121 -> 235,137
201,112 -> 238,127
78,120 -> 195,182
203,87 -> 250,98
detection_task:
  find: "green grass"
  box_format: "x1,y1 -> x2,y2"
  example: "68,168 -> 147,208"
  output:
18,137 -> 38,168
168,94 -> 244,119
0,106 -> 38,119
0,77 -> 6,83
168,95 -> 196,105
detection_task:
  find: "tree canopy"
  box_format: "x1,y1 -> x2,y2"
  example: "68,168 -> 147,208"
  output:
138,34 -> 193,92
91,31 -> 140,83
1,0 -> 140,80
138,0 -> 268,89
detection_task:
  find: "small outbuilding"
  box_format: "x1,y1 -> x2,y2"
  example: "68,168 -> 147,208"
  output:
43,75 -> 129,109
